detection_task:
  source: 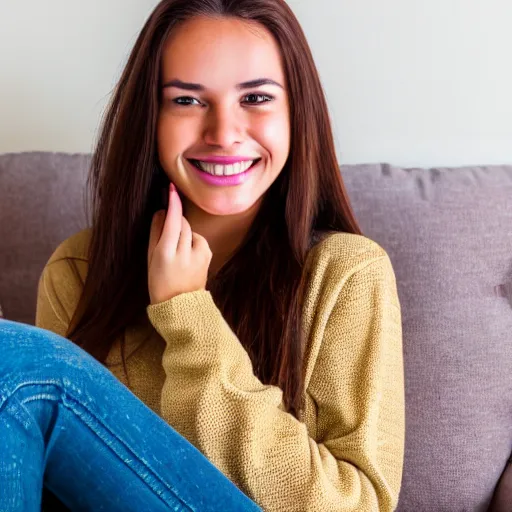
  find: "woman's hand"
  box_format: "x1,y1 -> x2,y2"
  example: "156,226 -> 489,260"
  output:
148,183 -> 212,305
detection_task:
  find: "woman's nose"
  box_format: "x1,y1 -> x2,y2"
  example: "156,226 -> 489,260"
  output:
202,106 -> 243,148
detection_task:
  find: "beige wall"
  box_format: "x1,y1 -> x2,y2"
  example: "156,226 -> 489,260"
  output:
1,0 -> 511,167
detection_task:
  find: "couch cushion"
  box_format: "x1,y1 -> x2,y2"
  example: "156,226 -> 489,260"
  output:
0,152 -> 89,324
341,164 -> 512,512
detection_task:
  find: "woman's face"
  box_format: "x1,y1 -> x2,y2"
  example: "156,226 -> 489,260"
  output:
157,16 -> 291,217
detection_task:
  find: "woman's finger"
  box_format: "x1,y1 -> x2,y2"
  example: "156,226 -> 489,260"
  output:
160,183 -> 182,252
192,232 -> 212,255
148,210 -> 166,263
178,215 -> 193,252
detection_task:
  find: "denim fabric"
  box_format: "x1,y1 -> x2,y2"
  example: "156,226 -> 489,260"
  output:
0,320 -> 262,512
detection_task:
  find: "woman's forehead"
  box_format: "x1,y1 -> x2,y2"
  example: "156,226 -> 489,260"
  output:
160,16 -> 285,87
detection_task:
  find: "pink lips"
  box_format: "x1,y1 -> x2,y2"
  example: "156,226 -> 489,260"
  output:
188,156 -> 258,165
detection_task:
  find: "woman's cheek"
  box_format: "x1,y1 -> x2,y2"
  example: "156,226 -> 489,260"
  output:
158,117 -> 193,158
264,116 -> 290,164
254,113 -> 289,151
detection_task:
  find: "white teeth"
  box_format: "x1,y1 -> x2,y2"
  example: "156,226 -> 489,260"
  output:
195,160 -> 256,176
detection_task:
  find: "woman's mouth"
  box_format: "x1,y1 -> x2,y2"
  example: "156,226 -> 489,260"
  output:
187,158 -> 262,177
186,158 -> 263,187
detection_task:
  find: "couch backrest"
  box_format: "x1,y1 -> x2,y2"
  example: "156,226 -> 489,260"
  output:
1,152 -> 511,511
0,152 -> 89,324
344,164 -> 512,511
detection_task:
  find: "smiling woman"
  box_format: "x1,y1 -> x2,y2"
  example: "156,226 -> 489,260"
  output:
0,0 -> 404,511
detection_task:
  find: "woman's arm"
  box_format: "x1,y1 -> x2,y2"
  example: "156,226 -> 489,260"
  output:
147,254 -> 405,512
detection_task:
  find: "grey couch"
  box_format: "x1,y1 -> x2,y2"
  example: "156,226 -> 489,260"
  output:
1,152 -> 511,511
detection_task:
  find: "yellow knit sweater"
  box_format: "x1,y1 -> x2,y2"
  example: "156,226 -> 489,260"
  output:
36,229 -> 404,512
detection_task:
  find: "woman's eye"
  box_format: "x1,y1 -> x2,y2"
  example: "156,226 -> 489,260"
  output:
243,93 -> 274,105
173,97 -> 201,106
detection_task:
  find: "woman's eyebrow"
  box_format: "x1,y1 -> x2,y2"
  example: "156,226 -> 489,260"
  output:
162,78 -> 284,91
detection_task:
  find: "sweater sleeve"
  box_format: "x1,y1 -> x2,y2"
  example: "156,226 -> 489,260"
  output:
35,259 -> 85,337
146,255 -> 404,512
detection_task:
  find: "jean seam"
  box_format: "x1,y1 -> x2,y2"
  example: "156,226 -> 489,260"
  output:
1,380 -> 195,512
0,379 -> 63,408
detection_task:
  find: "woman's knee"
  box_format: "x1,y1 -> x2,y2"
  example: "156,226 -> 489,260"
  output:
0,320 -> 95,387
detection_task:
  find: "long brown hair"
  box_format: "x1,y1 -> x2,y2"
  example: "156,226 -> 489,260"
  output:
67,0 -> 362,416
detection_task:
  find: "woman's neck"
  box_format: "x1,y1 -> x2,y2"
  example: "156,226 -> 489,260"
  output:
182,199 -> 262,279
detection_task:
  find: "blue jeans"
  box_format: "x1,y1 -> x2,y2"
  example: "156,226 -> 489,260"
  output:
0,320 -> 262,512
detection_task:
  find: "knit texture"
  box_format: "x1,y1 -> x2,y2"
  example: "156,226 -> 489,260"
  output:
36,229 -> 404,511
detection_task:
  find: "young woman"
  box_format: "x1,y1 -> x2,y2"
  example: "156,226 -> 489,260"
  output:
0,0 -> 405,510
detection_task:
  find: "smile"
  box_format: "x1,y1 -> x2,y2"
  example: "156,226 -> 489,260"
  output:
188,159 -> 261,176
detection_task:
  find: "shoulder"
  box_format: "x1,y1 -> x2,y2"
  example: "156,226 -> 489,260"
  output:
304,231 -> 398,311
40,228 -> 92,306
308,231 -> 391,278
46,228 -> 92,266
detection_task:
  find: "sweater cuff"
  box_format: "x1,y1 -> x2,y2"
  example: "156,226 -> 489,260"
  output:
146,289 -> 226,343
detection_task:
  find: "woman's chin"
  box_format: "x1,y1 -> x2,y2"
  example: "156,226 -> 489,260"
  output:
197,202 -> 254,217
180,187 -> 263,218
